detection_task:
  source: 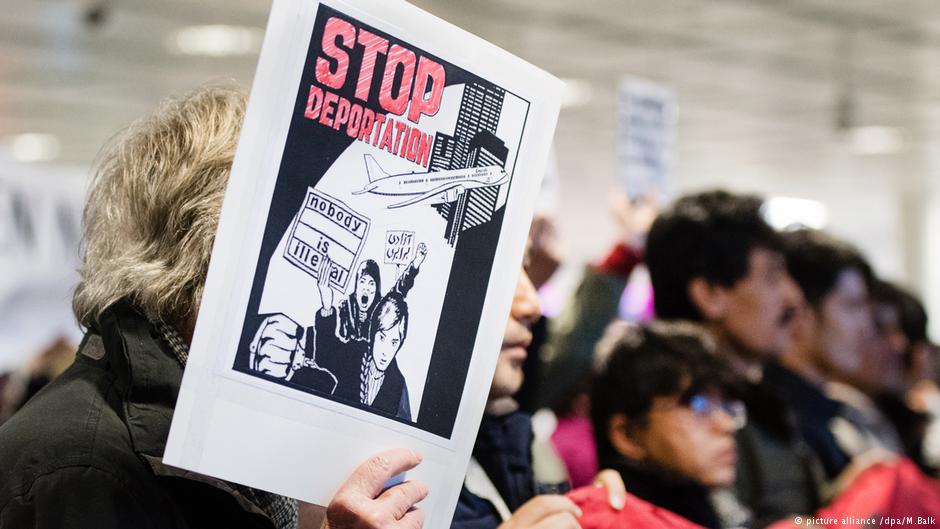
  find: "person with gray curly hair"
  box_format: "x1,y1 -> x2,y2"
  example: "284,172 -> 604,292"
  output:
0,86 -> 427,529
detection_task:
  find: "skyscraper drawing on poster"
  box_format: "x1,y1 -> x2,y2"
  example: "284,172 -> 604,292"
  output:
427,82 -> 510,246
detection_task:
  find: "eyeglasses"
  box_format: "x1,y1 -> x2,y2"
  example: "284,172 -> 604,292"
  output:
687,394 -> 747,430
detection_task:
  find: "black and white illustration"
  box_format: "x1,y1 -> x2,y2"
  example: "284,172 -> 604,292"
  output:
230,4 -> 531,438
163,0 -> 561,517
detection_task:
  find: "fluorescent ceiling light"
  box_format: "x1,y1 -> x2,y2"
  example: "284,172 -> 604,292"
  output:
167,25 -> 263,57
762,196 -> 829,230
7,133 -> 61,163
560,78 -> 592,108
845,126 -> 904,156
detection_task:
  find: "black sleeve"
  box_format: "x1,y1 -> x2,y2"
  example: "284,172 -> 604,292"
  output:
450,486 -> 503,529
314,309 -> 340,370
0,466 -> 171,529
392,262 -> 419,298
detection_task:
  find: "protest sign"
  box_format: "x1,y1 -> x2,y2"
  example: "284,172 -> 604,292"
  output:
384,230 -> 415,265
164,0 -> 562,524
617,76 -> 677,199
285,188 -> 370,290
0,158 -> 85,371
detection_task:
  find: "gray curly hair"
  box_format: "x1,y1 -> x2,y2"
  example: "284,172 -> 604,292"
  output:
73,86 -> 247,329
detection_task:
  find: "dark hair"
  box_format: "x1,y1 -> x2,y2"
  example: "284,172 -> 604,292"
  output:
896,288 -> 929,346
369,291 -> 409,345
590,321 -> 740,463
646,190 -> 780,320
871,280 -> 928,345
781,229 -> 873,308
362,292 -> 409,400
356,259 -> 382,299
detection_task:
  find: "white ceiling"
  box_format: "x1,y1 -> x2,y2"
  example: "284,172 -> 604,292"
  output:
5,0 -> 940,304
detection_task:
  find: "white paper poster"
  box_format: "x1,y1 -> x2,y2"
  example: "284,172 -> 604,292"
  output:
617,76 -> 677,199
164,0 -> 562,526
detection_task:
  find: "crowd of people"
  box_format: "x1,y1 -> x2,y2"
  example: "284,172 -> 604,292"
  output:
532,191 -> 940,528
1,86 -> 939,529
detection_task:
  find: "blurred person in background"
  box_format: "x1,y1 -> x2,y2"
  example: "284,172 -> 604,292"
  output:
590,321 -> 749,529
513,213 -> 563,414
765,274 -> 940,529
868,281 -> 940,474
774,229 -> 900,488
0,87 -> 429,529
536,194 -> 657,488
644,190 -> 817,528
452,267 -> 628,529
0,337 -> 75,424
828,278 -> 909,452
513,149 -> 564,415
892,285 -> 940,402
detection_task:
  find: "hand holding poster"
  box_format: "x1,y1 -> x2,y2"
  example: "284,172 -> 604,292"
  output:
163,0 -> 562,526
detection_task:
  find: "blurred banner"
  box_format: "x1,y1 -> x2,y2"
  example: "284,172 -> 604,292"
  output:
0,154 -> 86,372
617,76 -> 677,200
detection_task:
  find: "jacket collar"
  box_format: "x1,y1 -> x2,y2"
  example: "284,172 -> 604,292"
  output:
96,301 -> 184,458
472,411 -> 535,511
90,303 -> 296,528
601,455 -> 719,529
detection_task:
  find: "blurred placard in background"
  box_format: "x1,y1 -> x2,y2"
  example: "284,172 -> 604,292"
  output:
0,154 -> 85,371
617,76 -> 677,200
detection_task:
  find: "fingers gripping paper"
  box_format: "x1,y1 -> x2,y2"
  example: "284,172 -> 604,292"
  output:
163,1 -> 562,526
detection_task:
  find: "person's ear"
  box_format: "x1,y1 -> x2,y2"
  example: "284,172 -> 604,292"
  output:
688,277 -> 729,321
607,414 -> 647,460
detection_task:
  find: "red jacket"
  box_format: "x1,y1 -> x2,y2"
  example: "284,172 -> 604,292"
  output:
569,486 -> 706,529
767,458 -> 940,529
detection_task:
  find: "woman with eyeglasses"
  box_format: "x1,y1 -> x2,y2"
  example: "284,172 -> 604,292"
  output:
584,321 -> 750,529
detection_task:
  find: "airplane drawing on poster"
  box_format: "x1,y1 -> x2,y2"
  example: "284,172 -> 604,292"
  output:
356,155 -> 508,210
231,4 -> 530,439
